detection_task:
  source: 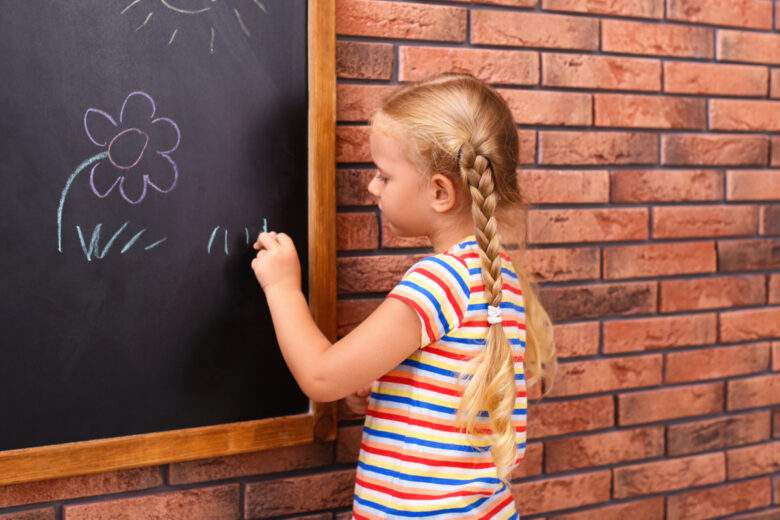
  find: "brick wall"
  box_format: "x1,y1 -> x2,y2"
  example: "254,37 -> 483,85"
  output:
2,0 -> 780,518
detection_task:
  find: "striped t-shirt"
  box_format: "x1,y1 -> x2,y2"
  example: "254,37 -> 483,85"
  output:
352,235 -> 528,519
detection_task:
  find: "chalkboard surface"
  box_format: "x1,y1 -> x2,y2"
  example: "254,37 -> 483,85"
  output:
0,0 -> 309,452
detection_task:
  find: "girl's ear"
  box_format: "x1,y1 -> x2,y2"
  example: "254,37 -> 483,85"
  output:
428,172 -> 458,213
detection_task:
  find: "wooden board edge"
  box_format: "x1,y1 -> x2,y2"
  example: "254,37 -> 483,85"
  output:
0,414 -> 314,486
307,0 -> 338,444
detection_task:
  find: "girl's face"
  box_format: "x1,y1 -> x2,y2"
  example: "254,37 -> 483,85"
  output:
368,126 -> 433,238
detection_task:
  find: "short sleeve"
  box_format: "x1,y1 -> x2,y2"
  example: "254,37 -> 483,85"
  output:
386,253 -> 472,348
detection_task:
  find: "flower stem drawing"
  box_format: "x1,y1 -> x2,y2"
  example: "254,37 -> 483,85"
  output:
57,151 -> 108,252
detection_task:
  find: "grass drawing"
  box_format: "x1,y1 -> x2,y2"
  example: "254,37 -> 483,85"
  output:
74,221 -> 167,261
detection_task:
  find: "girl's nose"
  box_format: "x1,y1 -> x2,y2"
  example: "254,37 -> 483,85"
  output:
367,176 -> 380,197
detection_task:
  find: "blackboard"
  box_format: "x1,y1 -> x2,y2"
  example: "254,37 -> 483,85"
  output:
0,0 -> 336,483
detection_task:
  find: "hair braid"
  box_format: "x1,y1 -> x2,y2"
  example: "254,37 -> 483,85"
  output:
455,141 -> 518,484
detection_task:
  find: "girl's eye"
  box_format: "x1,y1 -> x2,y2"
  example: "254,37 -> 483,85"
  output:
376,172 -> 388,182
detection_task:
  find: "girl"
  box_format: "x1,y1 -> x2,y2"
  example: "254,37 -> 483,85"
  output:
252,73 -> 558,519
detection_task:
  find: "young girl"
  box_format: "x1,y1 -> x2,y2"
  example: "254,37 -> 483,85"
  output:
252,73 -> 558,519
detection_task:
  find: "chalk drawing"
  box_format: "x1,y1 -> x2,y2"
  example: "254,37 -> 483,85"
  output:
121,0 -> 268,54
57,91 -> 180,258
207,219 -> 269,255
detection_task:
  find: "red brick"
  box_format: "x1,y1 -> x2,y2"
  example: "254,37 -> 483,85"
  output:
665,61 -> 769,96
611,169 -> 723,203
548,497 -> 664,520
336,126 -> 371,163
501,89 -> 592,126
380,218 -> 429,248
653,205 -> 758,238
770,135 -> 780,166
337,169 -> 375,206
0,467 -> 161,508
539,131 -> 658,165
63,485 -> 238,520
336,298 -> 380,338
0,509 -> 55,520
474,0 -> 537,6
543,53 -> 661,91
728,374 -> 780,409
718,30 -> 780,65
521,246 -> 601,283
614,452 -> 725,498
541,281 -> 657,321
718,239 -> 780,271
472,10 -> 598,50
336,41 -> 393,80
518,170 -> 609,204
542,0 -> 662,17
545,426 -> 663,472
730,506 -> 780,519
518,129 -> 536,165
336,213 -> 378,251
772,68 -> 780,97
511,471 -> 611,515
337,84 -> 394,122
666,343 -> 770,383
773,341 -> 780,370
336,0 -> 466,41
244,470 -> 354,518
667,411 -> 771,455
667,0 -> 773,29
335,424 -> 362,464
511,442 -> 544,479
771,274 -> 780,303
400,47 -> 539,85
528,208 -> 648,244
711,99 -> 780,131
662,134 -> 769,166
546,355 -> 662,397
667,477 -> 772,520
604,241 -> 716,279
721,307 -> 780,342
552,321 -> 600,358
528,396 -> 613,437
727,170 -> 780,200
602,20 -> 713,58
168,443 -> 332,485
660,274 -> 766,312
338,254 -> 426,294
617,382 -> 724,425
603,313 -> 717,353
727,441 -> 780,478
761,205 -> 780,235
594,93 -> 705,129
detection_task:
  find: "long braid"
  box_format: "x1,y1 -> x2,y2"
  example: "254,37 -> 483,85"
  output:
455,141 -> 518,483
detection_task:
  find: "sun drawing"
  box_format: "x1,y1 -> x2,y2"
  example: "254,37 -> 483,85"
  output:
121,0 -> 267,53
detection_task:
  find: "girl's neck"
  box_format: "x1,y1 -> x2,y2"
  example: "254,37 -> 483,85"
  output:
430,225 -> 475,254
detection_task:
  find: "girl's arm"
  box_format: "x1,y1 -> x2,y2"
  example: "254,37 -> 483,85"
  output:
252,232 -> 421,402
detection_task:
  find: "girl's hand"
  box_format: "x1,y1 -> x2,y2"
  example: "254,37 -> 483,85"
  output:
343,385 -> 372,416
251,231 -> 301,293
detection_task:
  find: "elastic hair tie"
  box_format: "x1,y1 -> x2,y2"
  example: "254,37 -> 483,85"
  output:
487,305 -> 503,325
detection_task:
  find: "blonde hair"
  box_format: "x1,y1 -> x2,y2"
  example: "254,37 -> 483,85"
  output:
371,73 -> 558,484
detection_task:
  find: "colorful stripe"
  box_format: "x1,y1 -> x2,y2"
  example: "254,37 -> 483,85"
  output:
353,235 -> 528,518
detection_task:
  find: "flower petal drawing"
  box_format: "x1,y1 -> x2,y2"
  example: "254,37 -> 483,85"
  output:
147,153 -> 179,194
119,91 -> 156,127
150,117 -> 180,154
79,90 -> 181,205
84,108 -> 118,147
118,174 -> 149,205
89,160 -> 122,198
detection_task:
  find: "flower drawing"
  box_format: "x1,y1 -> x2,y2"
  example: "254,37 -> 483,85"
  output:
83,91 -> 181,204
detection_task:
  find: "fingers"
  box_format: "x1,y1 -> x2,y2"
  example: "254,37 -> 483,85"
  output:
253,231 -> 280,251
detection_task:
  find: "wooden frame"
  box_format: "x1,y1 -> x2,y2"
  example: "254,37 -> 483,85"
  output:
0,0 -> 337,486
